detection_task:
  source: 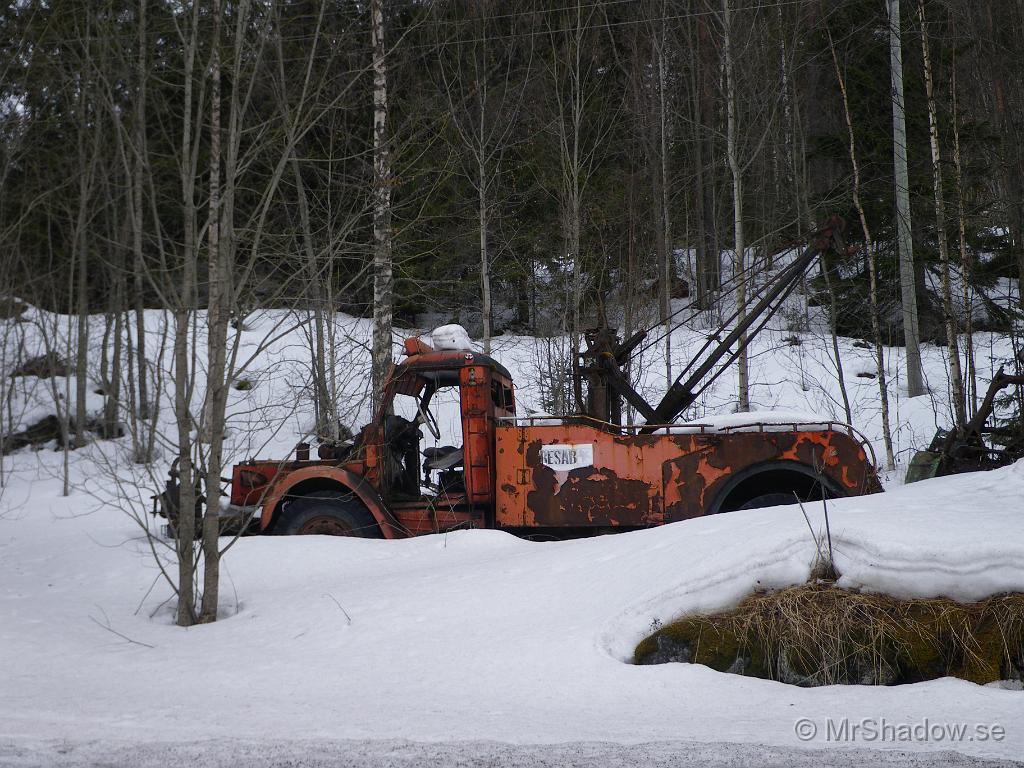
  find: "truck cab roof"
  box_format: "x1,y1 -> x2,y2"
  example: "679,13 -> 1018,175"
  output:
395,344 -> 512,384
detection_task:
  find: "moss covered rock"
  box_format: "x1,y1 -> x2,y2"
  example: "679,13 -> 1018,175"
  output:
635,586 -> 1024,688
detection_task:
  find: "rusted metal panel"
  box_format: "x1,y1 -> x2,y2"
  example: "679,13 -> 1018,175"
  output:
494,422 -> 880,529
257,464 -> 405,539
660,429 -> 876,521
460,365 -> 494,505
496,424 -> 665,528
389,500 -> 481,536
494,425 -> 526,526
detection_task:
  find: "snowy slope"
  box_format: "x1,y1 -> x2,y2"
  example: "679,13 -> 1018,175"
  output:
2,273 -> 1024,764
3,289 -> 1021,491
2,458 -> 1024,763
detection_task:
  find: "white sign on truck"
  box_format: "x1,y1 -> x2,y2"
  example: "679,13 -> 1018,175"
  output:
539,443 -> 594,471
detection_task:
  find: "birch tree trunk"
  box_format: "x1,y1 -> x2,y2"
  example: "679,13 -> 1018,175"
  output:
133,0 -> 149,436
102,215 -> 126,438
174,1 -> 203,628
567,12 -> 585,413
73,70 -> 96,446
370,0 -> 393,412
654,14 -> 673,385
950,70 -> 978,416
198,0 -> 226,624
479,154 -> 491,354
919,0 -> 966,427
292,154 -> 332,437
888,0 -> 925,397
723,0 -> 749,412
694,9 -> 719,309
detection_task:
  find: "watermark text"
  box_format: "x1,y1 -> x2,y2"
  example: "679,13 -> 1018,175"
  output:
794,717 -> 1005,744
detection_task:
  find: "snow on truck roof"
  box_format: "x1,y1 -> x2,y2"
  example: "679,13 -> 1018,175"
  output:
515,409 -> 840,433
653,409 -> 835,434
398,325 -> 512,380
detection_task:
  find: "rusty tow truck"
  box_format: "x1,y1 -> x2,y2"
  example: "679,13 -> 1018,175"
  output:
159,216 -> 881,538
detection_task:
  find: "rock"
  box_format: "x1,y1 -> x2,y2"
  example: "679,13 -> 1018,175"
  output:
2,415 -> 65,455
10,353 -> 70,378
636,634 -> 691,665
0,297 -> 28,320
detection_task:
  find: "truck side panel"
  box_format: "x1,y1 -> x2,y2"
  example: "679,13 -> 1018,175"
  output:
494,423 -> 877,529
495,424 -> 664,528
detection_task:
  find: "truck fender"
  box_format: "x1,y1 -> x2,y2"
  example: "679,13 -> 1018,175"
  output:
260,466 -> 405,539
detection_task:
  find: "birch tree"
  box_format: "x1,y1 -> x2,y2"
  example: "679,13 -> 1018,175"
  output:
950,66 -> 978,415
172,0 -> 204,627
722,0 -> 748,412
132,0 -> 150,443
648,1 -> 674,385
690,4 -> 720,310
370,0 -> 393,411
198,0 -> 227,624
547,0 -> 599,412
918,0 -> 966,427
435,5 -> 528,355
888,0 -> 925,397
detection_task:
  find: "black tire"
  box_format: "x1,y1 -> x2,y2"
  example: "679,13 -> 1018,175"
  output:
736,492 -> 801,511
275,490 -> 383,537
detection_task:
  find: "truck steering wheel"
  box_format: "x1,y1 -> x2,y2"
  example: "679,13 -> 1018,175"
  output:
418,400 -> 441,440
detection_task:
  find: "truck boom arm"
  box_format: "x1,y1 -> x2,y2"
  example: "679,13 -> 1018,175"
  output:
641,216 -> 847,431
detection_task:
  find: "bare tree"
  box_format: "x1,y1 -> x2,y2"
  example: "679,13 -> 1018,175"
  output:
436,5 -> 529,355
888,0 -> 925,397
918,0 -> 966,427
370,0 -> 393,411
722,0 -> 748,412
172,0 -> 204,627
132,0 -> 151,436
198,0 -> 228,624
551,2 -> 590,412
827,28 -> 896,470
950,65 -> 978,415
645,0 -> 674,386
72,25 -> 101,445
690,2 -> 720,310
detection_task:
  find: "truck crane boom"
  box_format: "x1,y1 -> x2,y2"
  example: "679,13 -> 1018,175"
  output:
578,216 -> 848,430
643,215 -> 848,429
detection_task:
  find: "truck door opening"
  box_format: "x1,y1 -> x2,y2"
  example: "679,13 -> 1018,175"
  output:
388,374 -> 465,500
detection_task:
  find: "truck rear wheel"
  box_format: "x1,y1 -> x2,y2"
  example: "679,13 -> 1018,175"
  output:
736,492 -> 800,510
275,490 -> 382,537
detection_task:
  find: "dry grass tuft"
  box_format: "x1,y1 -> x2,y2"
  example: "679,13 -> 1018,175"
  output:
635,585 -> 1024,686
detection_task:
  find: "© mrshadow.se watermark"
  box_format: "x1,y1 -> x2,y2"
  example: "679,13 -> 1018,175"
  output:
794,717 -> 1006,744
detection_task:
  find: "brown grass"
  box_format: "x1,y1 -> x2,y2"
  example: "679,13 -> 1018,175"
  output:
635,585 -> 1024,686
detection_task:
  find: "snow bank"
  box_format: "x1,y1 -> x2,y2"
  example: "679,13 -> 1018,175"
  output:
3,287 -> 1024,762
2,461 -> 1023,760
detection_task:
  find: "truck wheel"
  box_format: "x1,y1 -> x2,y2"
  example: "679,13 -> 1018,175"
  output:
275,490 -> 382,537
736,492 -> 800,511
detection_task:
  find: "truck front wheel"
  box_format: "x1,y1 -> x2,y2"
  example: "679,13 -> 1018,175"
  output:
275,490 -> 382,537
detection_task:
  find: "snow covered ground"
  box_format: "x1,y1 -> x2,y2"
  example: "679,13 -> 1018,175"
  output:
3,269 -> 1024,765
3,452 -> 1024,765
3,739 -> 1020,767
